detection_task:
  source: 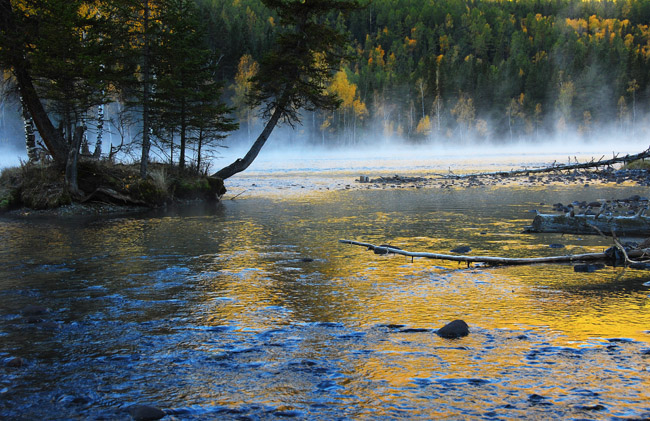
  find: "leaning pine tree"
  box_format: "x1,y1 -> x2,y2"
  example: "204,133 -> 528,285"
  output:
213,0 -> 363,180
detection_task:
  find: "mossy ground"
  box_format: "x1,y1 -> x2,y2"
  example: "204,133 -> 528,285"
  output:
0,160 -> 225,212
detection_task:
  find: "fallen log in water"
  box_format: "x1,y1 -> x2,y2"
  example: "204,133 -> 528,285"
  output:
524,213 -> 650,236
443,148 -> 650,179
338,239 -> 649,267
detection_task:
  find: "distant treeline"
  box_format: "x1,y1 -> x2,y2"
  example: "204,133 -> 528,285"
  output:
3,0 -> 650,169
206,0 -> 650,144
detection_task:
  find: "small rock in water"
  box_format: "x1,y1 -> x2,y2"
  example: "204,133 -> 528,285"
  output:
576,404 -> 606,411
450,246 -> 471,254
574,263 -> 605,273
400,328 -> 430,333
300,258 -> 314,263
380,324 -> 405,329
629,262 -> 650,270
129,405 -> 166,421
436,320 -> 469,339
4,357 -> 24,367
21,304 -> 48,316
528,393 -> 549,404
549,243 -> 565,249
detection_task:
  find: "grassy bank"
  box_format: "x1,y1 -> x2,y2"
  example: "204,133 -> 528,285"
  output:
0,160 -> 225,212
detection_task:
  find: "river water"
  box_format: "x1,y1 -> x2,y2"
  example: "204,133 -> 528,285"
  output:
1,150 -> 650,419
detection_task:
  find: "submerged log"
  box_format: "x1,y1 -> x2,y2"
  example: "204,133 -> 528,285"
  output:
524,213 -> 650,236
339,239 -> 649,266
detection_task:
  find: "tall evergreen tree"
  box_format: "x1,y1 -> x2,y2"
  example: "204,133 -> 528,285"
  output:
153,0 -> 237,170
213,0 -> 364,180
0,0 -> 88,165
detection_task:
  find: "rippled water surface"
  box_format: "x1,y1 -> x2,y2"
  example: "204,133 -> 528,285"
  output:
1,156 -> 650,419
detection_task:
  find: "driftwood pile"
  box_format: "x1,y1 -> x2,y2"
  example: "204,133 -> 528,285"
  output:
525,195 -> 649,236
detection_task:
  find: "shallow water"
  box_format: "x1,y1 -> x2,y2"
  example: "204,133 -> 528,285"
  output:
1,159 -> 650,419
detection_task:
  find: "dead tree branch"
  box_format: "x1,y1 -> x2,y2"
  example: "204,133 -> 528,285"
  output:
443,147 -> 650,179
339,239 -> 649,267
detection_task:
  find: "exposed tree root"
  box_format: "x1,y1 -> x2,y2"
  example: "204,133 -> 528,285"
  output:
80,187 -> 147,206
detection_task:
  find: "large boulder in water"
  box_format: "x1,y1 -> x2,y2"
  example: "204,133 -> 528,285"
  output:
436,320 -> 469,339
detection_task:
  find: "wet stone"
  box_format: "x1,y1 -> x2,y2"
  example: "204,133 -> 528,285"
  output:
577,404 -> 606,411
400,328 -> 430,333
379,324 -> 406,329
24,316 -> 44,324
450,246 -> 472,254
21,305 -> 48,317
574,263 -> 605,273
4,357 -> 24,367
629,262 -> 650,270
606,338 -> 633,343
549,243 -> 565,249
436,320 -> 469,339
528,394 -> 551,406
128,405 -> 166,421
39,321 -> 60,330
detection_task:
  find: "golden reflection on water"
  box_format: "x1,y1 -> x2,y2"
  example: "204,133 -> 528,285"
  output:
195,183 -> 650,344
2,180 -> 650,418
9,182 -> 646,345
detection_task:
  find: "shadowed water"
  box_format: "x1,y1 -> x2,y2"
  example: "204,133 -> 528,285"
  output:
1,181 -> 649,419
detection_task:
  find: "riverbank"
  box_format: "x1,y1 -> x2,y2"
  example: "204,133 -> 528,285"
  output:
2,149 -> 649,216
0,160 -> 225,216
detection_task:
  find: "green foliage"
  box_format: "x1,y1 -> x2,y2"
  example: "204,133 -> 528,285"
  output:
205,0 -> 650,141
7,0 -> 650,172
170,171 -> 225,200
0,167 -> 21,211
1,1 -> 109,143
622,159 -> 650,170
151,0 -> 238,169
248,0 -> 364,125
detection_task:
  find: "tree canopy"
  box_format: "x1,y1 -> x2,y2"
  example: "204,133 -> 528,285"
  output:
205,0 -> 650,144
3,0 -> 650,181
213,0 -> 364,180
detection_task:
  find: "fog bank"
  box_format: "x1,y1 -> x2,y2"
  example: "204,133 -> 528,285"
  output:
211,130 -> 650,176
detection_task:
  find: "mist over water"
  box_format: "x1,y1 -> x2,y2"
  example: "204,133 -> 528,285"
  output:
211,128 -> 650,177
1,108 -> 649,174
0,146 -> 26,169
